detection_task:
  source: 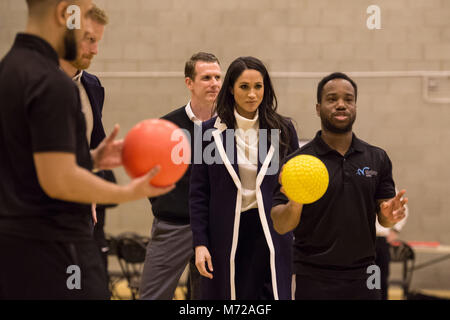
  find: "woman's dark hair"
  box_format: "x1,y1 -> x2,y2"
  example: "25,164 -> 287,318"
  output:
214,56 -> 292,157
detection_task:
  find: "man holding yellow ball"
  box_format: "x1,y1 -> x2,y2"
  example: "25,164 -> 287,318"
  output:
271,72 -> 408,300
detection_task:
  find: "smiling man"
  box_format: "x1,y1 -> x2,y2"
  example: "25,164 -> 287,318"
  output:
140,52 -> 222,300
271,72 -> 408,300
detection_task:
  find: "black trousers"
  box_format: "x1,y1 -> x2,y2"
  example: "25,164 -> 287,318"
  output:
0,233 -> 110,300
295,274 -> 381,300
235,209 -> 273,300
375,236 -> 391,300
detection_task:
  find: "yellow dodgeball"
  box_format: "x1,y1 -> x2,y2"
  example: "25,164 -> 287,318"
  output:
281,155 -> 329,204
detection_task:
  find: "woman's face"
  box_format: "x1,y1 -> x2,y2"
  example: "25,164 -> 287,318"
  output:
232,69 -> 264,119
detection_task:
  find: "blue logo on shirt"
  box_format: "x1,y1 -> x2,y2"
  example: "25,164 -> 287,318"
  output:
357,167 -> 378,177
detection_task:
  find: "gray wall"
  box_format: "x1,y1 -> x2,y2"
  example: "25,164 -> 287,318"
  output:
1,0 -> 449,290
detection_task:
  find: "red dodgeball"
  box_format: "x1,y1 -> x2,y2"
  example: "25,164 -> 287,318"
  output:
122,119 -> 190,187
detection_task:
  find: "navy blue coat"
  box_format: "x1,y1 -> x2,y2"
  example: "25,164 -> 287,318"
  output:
81,71 -> 106,149
190,116 -> 299,300
80,72 -> 116,211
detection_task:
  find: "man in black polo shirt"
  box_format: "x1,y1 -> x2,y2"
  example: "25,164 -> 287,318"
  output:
271,72 -> 408,300
0,0 -> 173,299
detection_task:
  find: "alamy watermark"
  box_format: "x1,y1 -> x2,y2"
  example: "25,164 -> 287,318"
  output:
366,5 -> 381,30
366,265 -> 381,290
171,126 -> 281,175
66,5 -> 81,30
66,265 -> 81,290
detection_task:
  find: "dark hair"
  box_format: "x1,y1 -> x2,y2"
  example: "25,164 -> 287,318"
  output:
26,0 -> 61,14
317,72 -> 358,103
184,52 -> 220,80
214,56 -> 292,157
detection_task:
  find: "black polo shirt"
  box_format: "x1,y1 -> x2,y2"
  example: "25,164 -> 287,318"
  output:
273,131 -> 396,279
0,34 -> 93,241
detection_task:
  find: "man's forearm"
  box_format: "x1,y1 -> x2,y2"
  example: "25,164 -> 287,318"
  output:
34,152 -> 134,204
35,152 -> 172,206
55,165 -> 131,204
271,201 -> 303,235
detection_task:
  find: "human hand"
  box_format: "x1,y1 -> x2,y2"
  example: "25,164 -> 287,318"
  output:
124,166 -> 175,201
195,245 -> 214,279
91,124 -> 124,170
379,189 -> 408,227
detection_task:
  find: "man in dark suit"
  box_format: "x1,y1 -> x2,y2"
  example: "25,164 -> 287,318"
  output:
60,5 -> 116,274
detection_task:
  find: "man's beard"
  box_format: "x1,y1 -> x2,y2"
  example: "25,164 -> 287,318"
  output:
63,29 -> 78,61
320,110 -> 356,134
72,55 -> 93,70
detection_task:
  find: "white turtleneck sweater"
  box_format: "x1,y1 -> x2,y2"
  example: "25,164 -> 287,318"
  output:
234,109 -> 259,212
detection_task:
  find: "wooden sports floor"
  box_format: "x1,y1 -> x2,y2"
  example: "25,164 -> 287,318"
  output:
110,280 -> 450,300
108,252 -> 450,300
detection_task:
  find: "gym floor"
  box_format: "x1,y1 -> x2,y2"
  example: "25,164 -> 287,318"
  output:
107,254 -> 450,300
110,280 -> 450,300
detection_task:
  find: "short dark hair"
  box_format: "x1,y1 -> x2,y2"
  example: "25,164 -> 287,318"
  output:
26,0 -> 51,7
26,0 -> 61,15
184,52 -> 220,80
317,72 -> 358,103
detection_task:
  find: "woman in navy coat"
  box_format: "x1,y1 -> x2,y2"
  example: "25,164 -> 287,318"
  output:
190,56 -> 299,300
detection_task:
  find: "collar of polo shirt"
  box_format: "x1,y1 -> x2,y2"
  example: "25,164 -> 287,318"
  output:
314,130 -> 365,156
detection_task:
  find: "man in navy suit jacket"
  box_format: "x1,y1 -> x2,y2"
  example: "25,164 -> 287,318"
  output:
60,5 -> 116,275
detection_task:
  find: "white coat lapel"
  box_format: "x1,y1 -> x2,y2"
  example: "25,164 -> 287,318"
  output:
212,118 -> 241,190
212,117 -> 242,300
255,143 -> 279,300
256,144 -> 275,188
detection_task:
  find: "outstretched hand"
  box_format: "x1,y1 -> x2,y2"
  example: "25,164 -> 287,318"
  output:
379,189 -> 408,227
91,124 -> 124,170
